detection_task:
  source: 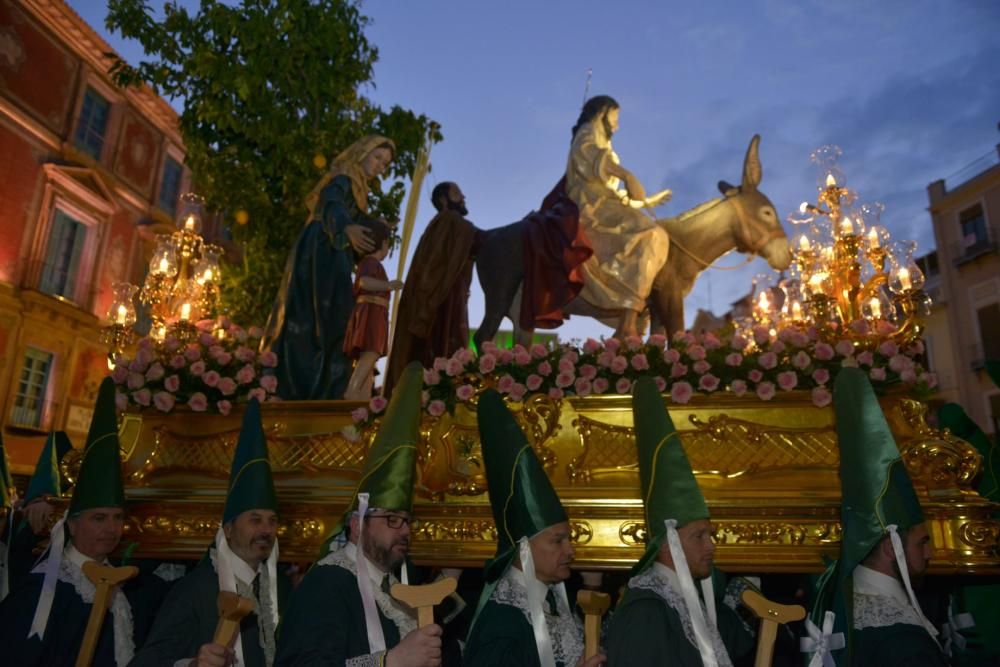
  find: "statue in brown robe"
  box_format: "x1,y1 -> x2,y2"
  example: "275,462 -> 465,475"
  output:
384,182 -> 480,394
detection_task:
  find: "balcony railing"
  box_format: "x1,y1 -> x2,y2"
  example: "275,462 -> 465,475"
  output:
952,234 -> 999,267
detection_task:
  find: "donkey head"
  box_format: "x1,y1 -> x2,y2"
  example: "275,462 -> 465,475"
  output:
717,135 -> 791,271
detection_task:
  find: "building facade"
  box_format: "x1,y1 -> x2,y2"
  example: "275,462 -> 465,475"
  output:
927,140 -> 1000,435
0,0 -> 188,473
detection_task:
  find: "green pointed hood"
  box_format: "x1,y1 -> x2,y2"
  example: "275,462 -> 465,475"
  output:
478,388 -> 567,583
0,432 -> 12,511
631,376 -> 709,575
67,377 -> 125,515
222,398 -> 278,523
23,432 -> 73,504
320,362 -> 423,553
810,367 -> 925,664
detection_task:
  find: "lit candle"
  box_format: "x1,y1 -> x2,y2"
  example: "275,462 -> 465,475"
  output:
180,302 -> 191,320
758,291 -> 770,312
154,325 -> 166,341
798,235 -> 811,252
869,297 -> 882,320
809,273 -> 826,293
792,301 -> 802,319
826,173 -> 837,187
839,217 -> 854,236
184,215 -> 196,231
158,257 -> 169,273
867,227 -> 880,249
203,268 -> 213,282
898,268 -> 911,291
115,304 -> 128,325
799,201 -> 810,214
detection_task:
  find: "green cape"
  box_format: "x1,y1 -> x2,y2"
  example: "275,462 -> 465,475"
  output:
222,398 -> 278,523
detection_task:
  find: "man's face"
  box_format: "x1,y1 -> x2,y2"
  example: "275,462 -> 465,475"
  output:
900,523 -> 932,583
224,509 -> 278,569
660,519 -> 716,580
357,510 -> 412,571
603,107 -> 620,137
529,522 -> 575,585
68,507 -> 124,560
446,183 -> 468,216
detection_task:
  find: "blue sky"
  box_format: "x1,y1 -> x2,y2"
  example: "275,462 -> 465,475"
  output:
69,0 -> 1000,341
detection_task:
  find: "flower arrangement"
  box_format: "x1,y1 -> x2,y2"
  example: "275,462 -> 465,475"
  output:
350,320 -> 935,431
111,318 -> 279,414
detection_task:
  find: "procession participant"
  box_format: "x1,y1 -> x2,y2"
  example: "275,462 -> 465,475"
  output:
564,95 -> 670,339
806,368 -> 947,667
0,378 -> 145,666
131,397 -> 286,667
606,377 -> 754,666
0,432 -> 14,600
384,181 -> 479,395
262,134 -> 395,400
275,362 -> 443,666
463,389 -> 605,667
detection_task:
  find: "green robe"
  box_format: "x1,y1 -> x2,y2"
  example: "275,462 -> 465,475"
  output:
606,567 -> 753,667
131,557 -> 289,667
274,553 -> 407,666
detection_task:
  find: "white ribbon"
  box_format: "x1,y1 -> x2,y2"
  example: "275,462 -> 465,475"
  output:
887,525 -> 939,643
519,536 -> 556,667
940,602 -> 974,657
799,611 -> 845,667
700,576 -> 717,626
665,519 -> 718,667
28,509 -> 68,639
354,493 -> 387,654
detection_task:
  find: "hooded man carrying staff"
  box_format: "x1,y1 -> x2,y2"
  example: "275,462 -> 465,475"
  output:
463,389 -> 605,667
275,362 -> 442,667
132,397 -> 287,667
606,377 -> 754,666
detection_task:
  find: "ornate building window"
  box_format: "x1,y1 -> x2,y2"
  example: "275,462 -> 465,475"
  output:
157,155 -> 183,217
10,347 -> 53,429
73,86 -> 111,161
39,208 -> 88,299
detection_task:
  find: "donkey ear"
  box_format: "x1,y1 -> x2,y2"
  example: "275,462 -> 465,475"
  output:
718,180 -> 739,196
742,134 -> 762,190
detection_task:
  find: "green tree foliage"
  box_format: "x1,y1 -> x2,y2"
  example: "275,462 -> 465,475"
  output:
106,0 -> 441,326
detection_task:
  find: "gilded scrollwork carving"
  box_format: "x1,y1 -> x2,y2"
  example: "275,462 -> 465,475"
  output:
899,435 -> 981,494
413,519 -> 497,542
569,520 -> 594,545
618,519 -> 841,547
958,520 -> 1000,549
619,521 -> 647,547
520,394 -> 561,472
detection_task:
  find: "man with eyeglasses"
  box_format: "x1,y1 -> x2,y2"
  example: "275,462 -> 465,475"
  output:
276,363 -> 443,667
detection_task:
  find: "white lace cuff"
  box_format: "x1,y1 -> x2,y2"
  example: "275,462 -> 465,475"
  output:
346,650 -> 386,667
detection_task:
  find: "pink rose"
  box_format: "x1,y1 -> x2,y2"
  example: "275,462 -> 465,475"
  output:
423,368 -> 441,386
654,376 -> 667,392
777,371 -> 798,391
878,341 -> 899,357
686,344 -> 706,361
792,351 -> 811,370
445,358 -> 464,377
137,337 -> 154,350
456,384 -> 475,402
164,336 -> 182,352
198,332 -> 216,347
479,354 -> 497,374
731,335 -> 750,351
615,378 -> 633,394
730,379 -> 748,396
132,388 -> 151,406
218,377 -> 237,395
184,346 -> 201,362
725,353 -> 743,367
673,331 -> 695,346
574,378 -> 592,396
770,340 -> 786,354
351,407 -> 369,422
127,372 -> 145,390
789,331 -> 810,348
433,357 -> 449,372
670,362 -> 688,378
849,319 -> 870,335
811,386 -> 832,408
202,370 -> 221,387
556,371 -> 575,388
481,341 -> 499,356
247,387 -> 267,403
758,352 -> 778,370
908,340 -> 925,356
531,343 -> 548,359
835,340 -> 855,357
135,346 -> 155,367
610,356 -> 628,374
509,383 -> 527,402
497,375 -> 515,393
870,367 -> 887,381
813,343 -> 835,360
647,334 -> 667,348
812,368 -> 830,385
153,391 -> 175,412
698,374 -> 720,392
456,347 -> 475,365
579,364 -> 597,380
583,338 -> 602,354
217,400 -> 232,416
145,362 -> 165,382
260,351 -> 278,368
499,350 -> 514,364
537,361 -> 553,376
369,396 -> 388,414
702,333 -> 722,350
428,400 -> 446,417
563,350 -> 580,364
631,354 -> 649,371
693,360 -> 711,375
625,335 -> 643,351
664,348 -> 681,364
189,360 -> 207,377
857,351 -> 874,367
112,364 -> 129,384
260,375 -> 278,393
755,381 -> 776,401
592,377 -> 609,394
514,349 -> 532,365
748,369 -> 763,383
920,372 -> 938,388
604,337 -> 622,352
548,387 -> 565,400
753,326 -> 771,345
215,351 -> 233,366
596,350 -> 614,368
188,392 -> 208,412
670,381 -> 693,404
164,374 -> 181,392
235,364 -> 255,384
129,358 -> 148,374
889,354 -> 912,374
526,374 -> 543,391
558,357 -> 576,373
900,368 -> 917,383
115,391 -> 128,411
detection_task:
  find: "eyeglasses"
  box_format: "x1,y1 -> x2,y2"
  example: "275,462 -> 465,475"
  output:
366,514 -> 413,529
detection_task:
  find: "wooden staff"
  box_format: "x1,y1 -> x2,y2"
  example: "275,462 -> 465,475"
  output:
390,577 -> 458,628
213,591 -> 255,648
76,562 -> 138,667
576,590 -> 611,659
741,589 -> 805,667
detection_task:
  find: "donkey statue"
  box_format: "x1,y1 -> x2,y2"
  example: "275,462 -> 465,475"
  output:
473,135 -> 791,348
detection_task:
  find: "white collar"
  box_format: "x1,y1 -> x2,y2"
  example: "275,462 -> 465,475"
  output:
65,543 -> 109,568
509,564 -> 554,603
226,546 -> 262,586
345,542 -> 395,589
653,561 -> 683,591
854,565 -> 909,605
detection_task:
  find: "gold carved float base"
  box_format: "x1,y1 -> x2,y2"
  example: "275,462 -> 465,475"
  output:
117,392 -> 1000,574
